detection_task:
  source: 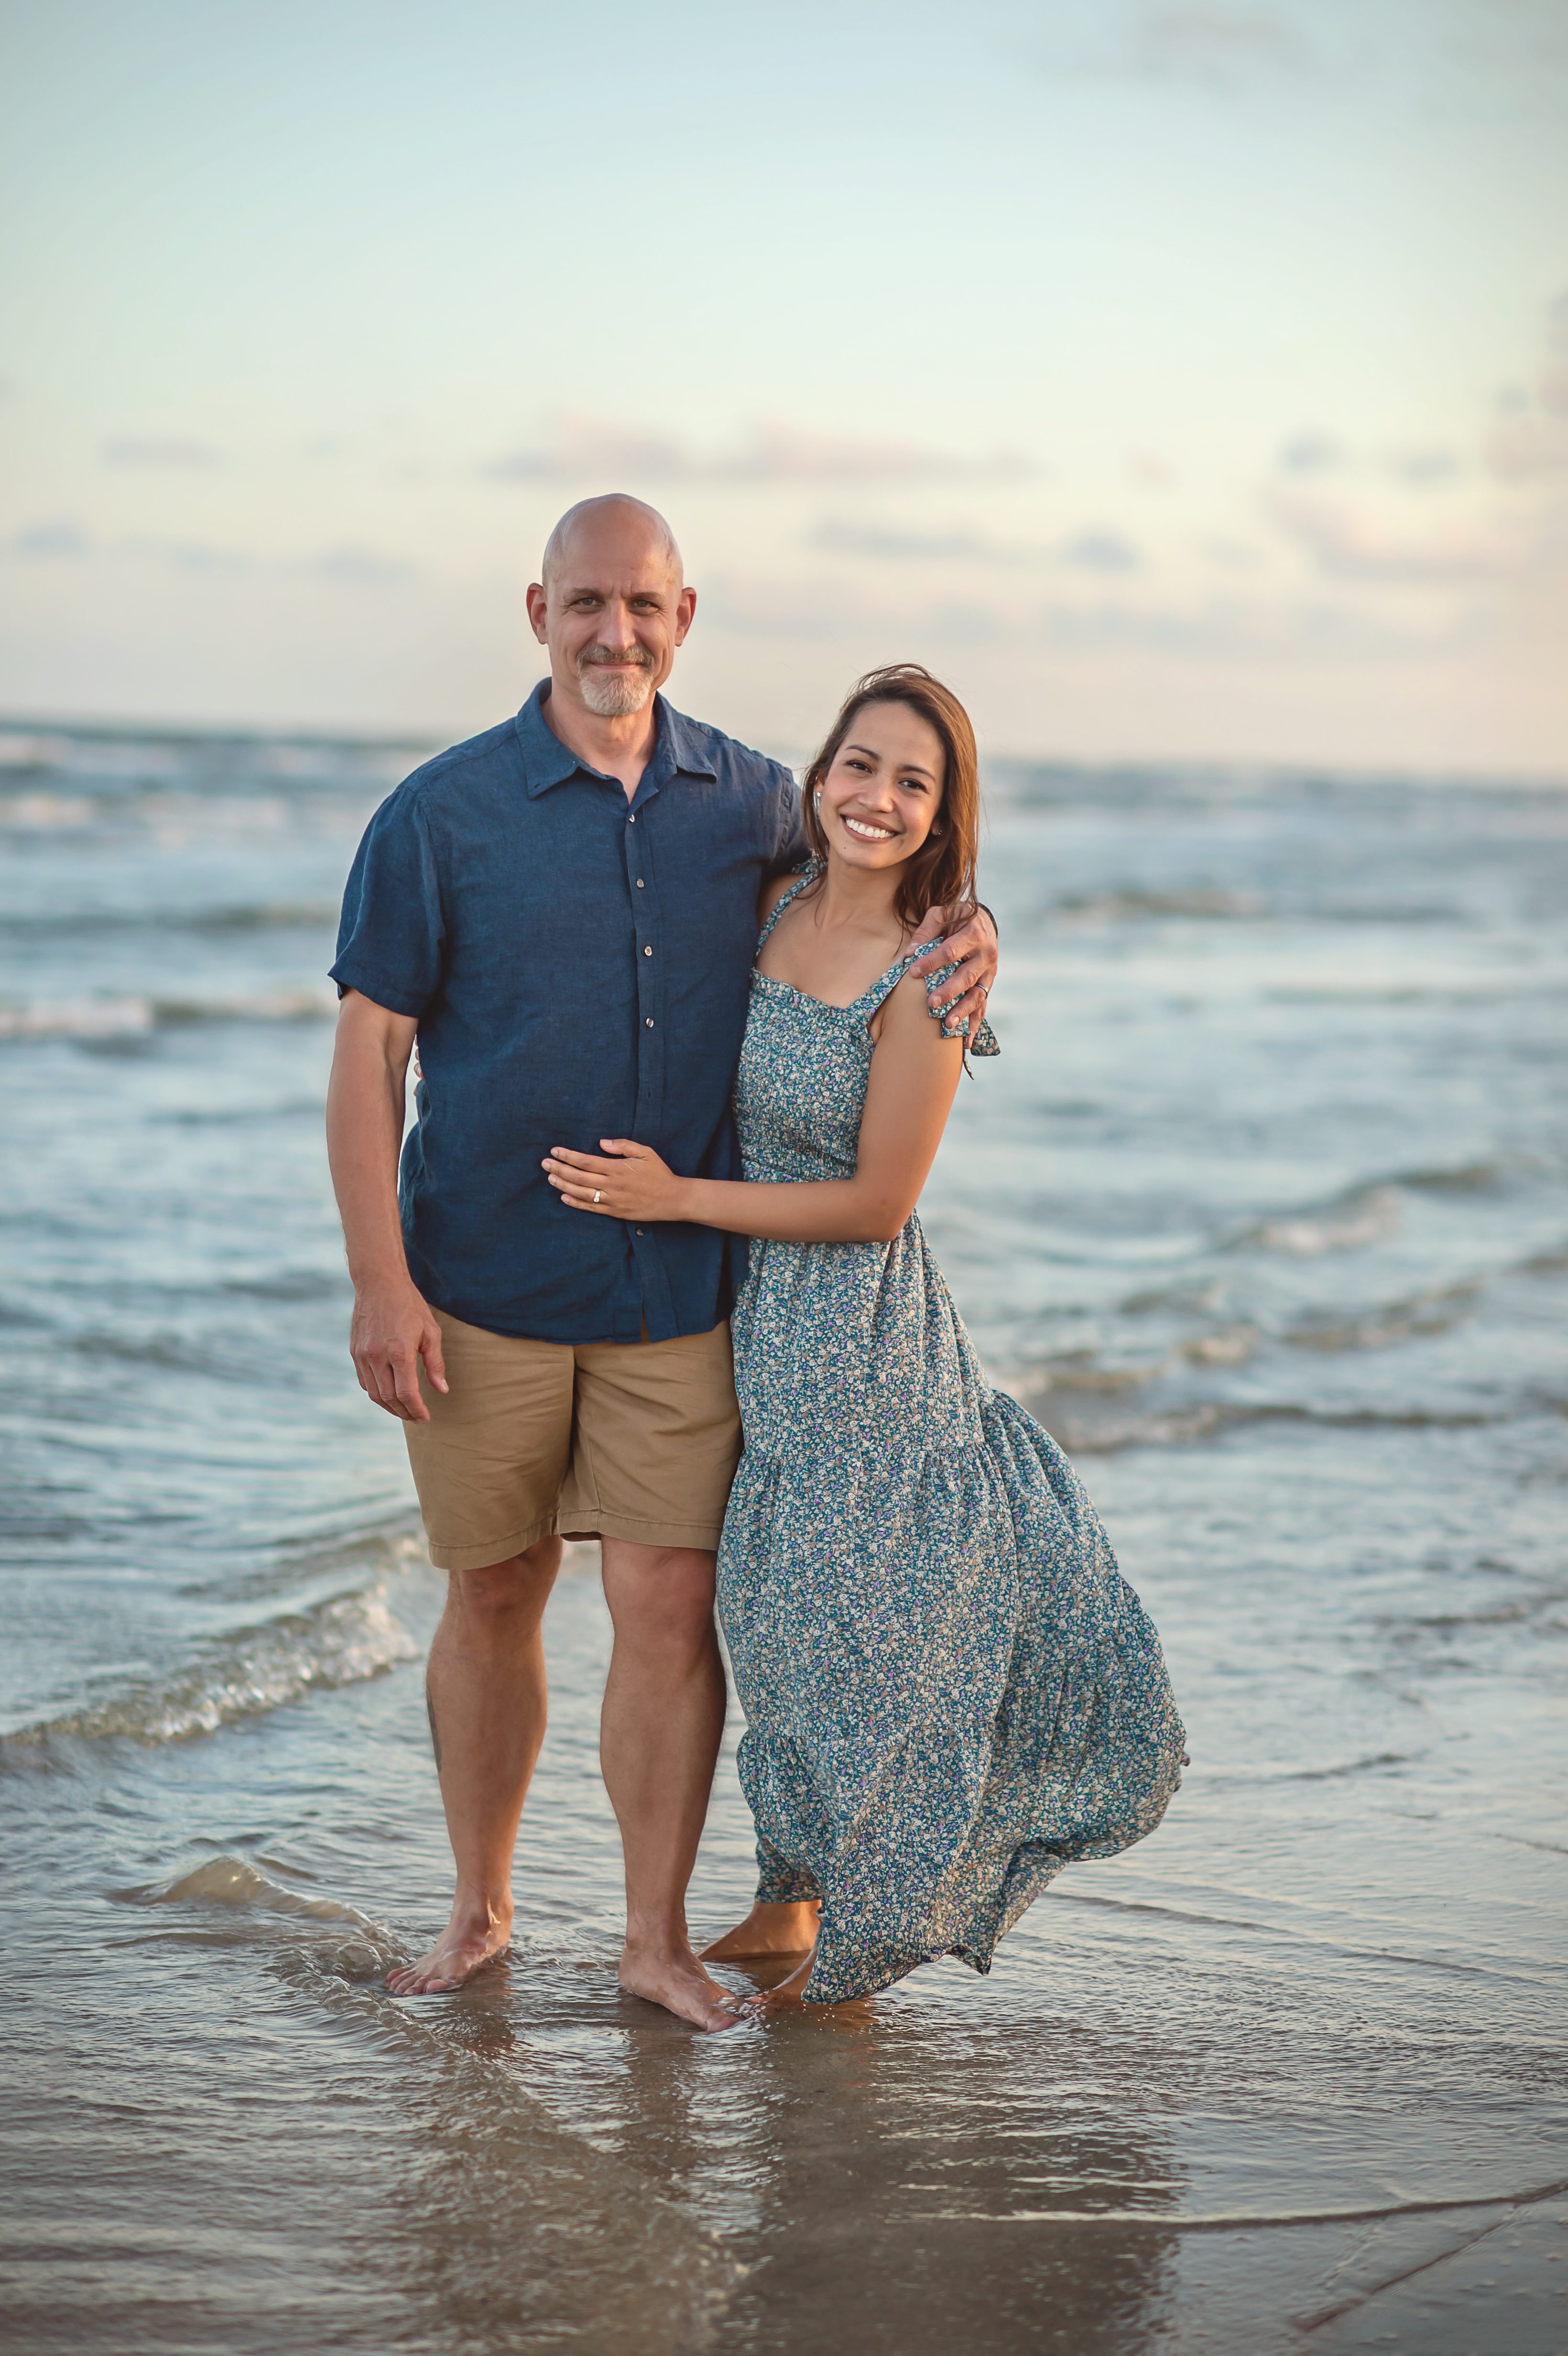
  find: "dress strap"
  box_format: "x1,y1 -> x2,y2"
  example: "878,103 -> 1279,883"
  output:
860,947 -> 1001,1057
754,857 -> 823,953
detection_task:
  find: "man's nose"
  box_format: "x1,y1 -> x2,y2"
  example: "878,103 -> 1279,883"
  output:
599,597 -> 642,648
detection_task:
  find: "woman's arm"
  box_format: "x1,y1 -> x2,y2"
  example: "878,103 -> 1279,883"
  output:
543,971 -> 964,1246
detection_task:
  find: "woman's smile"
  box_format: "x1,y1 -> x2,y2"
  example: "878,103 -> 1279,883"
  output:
841,811 -> 901,843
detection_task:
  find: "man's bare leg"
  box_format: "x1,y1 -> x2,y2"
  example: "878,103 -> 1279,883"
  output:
701,1899 -> 821,1960
599,1538 -> 741,2032
386,1536 -> 560,1995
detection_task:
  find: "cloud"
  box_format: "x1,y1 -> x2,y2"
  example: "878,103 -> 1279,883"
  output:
101,436 -> 222,469
1059,529 -> 1143,572
1,527 -> 420,587
1483,290 -> 1568,474
1128,6 -> 1307,84
302,545 -> 420,586
1487,413 -> 1568,479
485,416 -> 1028,489
699,566 -> 1469,665
1017,2 -> 1310,90
1266,489 -> 1512,582
122,535 -> 253,575
1277,433 -> 1346,476
812,519 -> 1037,565
810,518 -> 1145,573
1282,436 -> 1464,489
7,521 -> 90,559
1388,447 -> 1461,486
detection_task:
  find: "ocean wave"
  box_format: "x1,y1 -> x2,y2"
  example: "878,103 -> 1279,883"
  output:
1285,1285 -> 1476,1353
0,789 -> 99,829
1048,886 -> 1265,923
1393,1158 -> 1523,1195
115,1854 -> 403,1979
1033,1398 -> 1500,1454
123,1853 -> 394,1930
1243,1185 -> 1403,1255
3,1585 -> 419,1747
2,900 -> 340,936
0,987 -> 336,1041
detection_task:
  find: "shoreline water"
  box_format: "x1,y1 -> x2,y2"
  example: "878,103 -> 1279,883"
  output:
2,721 -> 1565,2351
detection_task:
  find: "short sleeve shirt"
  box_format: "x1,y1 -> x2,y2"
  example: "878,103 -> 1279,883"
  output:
330,683 -> 806,1343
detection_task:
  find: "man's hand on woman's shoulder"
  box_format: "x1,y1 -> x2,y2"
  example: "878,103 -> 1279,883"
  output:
907,903 -> 998,1040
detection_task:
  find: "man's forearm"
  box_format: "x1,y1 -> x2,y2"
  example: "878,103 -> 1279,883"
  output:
326,1038 -> 413,1286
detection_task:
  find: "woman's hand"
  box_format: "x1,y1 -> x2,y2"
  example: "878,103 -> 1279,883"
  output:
543,1139 -> 689,1222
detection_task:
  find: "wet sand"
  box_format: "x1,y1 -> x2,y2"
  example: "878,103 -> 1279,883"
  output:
3,1544 -> 1565,2353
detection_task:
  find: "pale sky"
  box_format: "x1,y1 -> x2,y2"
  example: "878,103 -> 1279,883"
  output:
2,0 -> 1566,771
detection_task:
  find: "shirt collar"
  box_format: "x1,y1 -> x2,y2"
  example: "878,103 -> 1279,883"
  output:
514,680 -> 718,798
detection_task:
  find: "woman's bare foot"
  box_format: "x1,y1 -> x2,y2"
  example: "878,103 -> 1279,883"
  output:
386,1899 -> 512,1995
741,1944 -> 818,2011
618,1939 -> 746,2031
700,1899 -> 822,1960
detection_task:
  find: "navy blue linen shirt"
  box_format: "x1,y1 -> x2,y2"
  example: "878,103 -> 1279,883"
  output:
331,682 -> 805,1343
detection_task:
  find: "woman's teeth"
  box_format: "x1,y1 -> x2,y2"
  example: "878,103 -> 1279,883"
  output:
842,815 -> 897,842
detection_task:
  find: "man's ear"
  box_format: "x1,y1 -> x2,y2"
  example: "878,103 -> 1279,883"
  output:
673,586 -> 697,645
524,582 -> 550,645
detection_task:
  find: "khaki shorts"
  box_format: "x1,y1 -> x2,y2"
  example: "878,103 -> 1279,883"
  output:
405,1309 -> 742,1571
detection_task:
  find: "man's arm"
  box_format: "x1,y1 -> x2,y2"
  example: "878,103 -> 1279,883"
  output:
325,990 -> 448,1422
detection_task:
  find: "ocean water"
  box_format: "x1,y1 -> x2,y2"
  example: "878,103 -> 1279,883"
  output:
1,718 -> 1565,2356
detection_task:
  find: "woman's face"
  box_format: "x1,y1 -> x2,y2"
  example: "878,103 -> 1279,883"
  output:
817,700 -> 947,876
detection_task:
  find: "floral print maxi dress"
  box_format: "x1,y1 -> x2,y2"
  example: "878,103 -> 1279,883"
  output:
716,867 -> 1186,2004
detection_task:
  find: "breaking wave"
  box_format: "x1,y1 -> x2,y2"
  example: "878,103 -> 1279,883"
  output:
0,988 -> 336,1041
4,1584 -> 419,1747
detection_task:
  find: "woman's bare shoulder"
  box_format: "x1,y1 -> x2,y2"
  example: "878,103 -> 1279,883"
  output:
870,959 -> 966,1053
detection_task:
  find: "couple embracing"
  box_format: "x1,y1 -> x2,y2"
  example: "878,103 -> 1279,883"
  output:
327,494 -> 1184,2027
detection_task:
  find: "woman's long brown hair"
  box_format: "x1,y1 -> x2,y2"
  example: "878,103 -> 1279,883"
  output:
799,663 -> 980,934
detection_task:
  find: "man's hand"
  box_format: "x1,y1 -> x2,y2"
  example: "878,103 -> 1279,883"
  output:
543,1139 -> 687,1222
907,903 -> 998,1039
349,1275 -> 448,1422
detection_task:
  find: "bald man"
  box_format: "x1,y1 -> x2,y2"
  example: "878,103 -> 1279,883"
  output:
325,496 -> 998,2028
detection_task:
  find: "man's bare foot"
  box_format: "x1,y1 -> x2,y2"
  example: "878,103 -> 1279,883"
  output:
741,1945 -> 818,2012
386,1901 -> 512,1995
618,1940 -> 745,2031
700,1899 -> 821,1960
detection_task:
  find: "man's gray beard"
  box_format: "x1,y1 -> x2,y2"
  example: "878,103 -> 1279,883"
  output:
578,661 -> 655,718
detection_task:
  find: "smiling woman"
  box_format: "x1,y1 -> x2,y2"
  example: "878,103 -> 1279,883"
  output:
551,660 -> 1184,2009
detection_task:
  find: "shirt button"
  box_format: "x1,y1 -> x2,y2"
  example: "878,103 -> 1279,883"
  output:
636,879 -> 644,888
635,1227 -> 645,1236
645,1016 -> 653,1027
628,813 -> 636,824
643,945 -> 653,957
